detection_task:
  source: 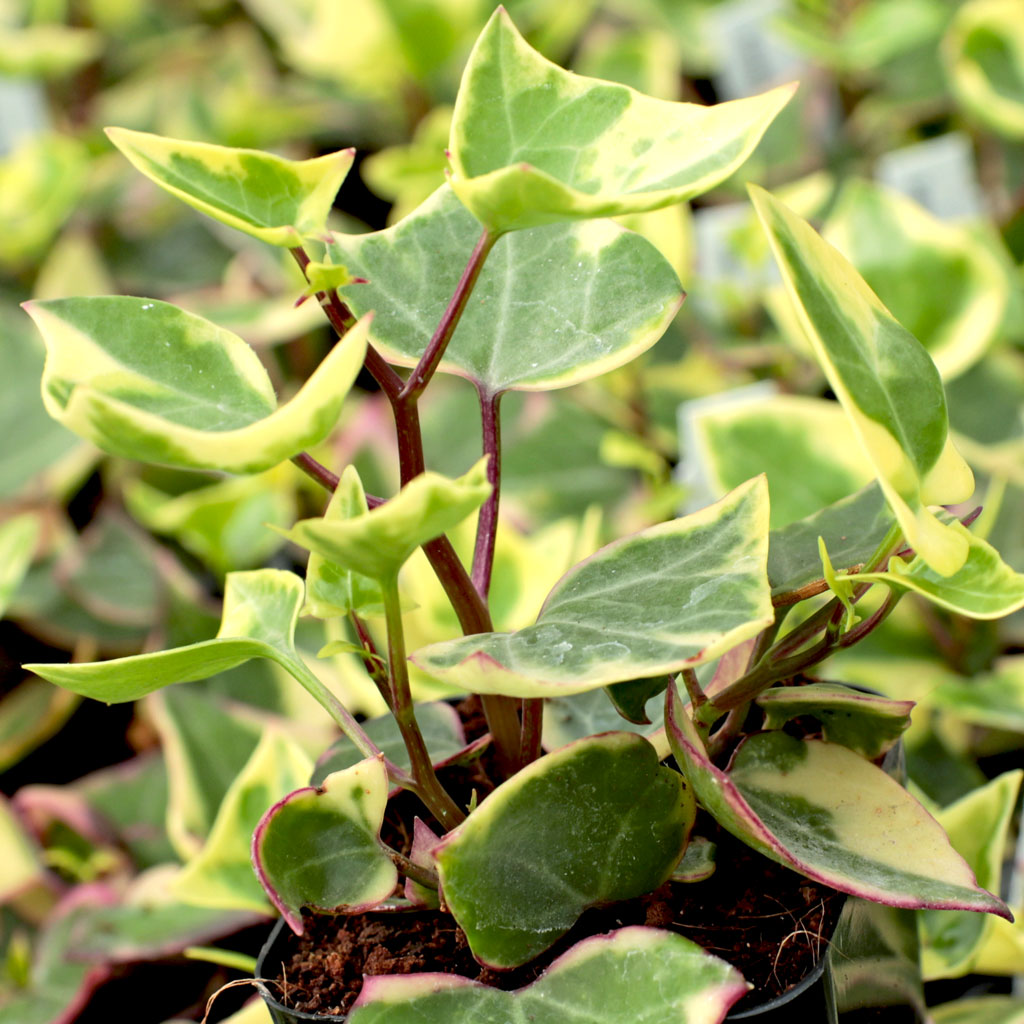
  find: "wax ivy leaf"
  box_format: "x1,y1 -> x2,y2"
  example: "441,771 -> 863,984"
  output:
106,127 -> 354,245
542,690 -> 665,751
929,656 -> 1024,731
278,459 -> 491,581
824,180 -> 1008,379
756,683 -> 914,759
855,524 -> 1024,619
448,8 -> 794,232
749,185 -> 975,577
921,771 -> 1022,980
328,185 -> 682,394
0,679 -> 78,773
303,466 -> 384,618
253,758 -> 397,934
943,0 -> 1024,139
173,731 -> 314,914
24,297 -> 369,474
349,927 -> 747,1024
0,513 -> 39,619
667,684 -> 1010,919
0,794 -> 45,902
605,675 -> 668,725
673,836 -> 717,884
767,483 -> 894,605
312,702 -> 465,786
931,997 -> 1024,1024
434,733 -> 692,967
412,476 -> 772,697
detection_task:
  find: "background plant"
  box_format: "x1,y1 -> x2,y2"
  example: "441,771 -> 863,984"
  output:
2,1 -> 1024,1022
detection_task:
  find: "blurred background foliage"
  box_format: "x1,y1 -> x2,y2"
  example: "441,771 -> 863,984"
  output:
0,0 -> 1023,1021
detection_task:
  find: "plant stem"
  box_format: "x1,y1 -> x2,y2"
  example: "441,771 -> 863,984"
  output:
292,452 -> 339,491
292,242 -> 523,778
349,611 -> 393,709
398,228 -> 497,403
278,653 -> 413,790
381,576 -> 465,829
471,388 -> 502,599
519,697 -> 544,768
386,848 -> 440,891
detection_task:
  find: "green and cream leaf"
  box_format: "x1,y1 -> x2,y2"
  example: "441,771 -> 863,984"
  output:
24,297 -> 368,474
278,460 -> 491,582
667,683 -> 1010,918
412,477 -> 773,697
434,733 -> 692,967
749,185 -> 975,577
448,8 -> 794,232
348,928 -> 747,1024
328,185 -> 683,395
106,128 -> 354,245
252,758 -> 396,933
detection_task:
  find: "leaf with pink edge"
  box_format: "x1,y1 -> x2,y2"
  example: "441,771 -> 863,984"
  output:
252,757 -> 396,934
348,927 -> 747,1024
666,683 -> 1010,919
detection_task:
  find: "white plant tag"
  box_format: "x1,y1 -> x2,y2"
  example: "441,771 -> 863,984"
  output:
875,133 -> 984,220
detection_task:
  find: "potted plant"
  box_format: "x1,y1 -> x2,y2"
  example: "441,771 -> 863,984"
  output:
21,8 -> 1024,1021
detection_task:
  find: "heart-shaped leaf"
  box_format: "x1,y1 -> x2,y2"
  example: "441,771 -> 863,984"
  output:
412,476 -> 773,697
756,683 -> 914,759
278,460 -> 491,581
855,523 -> 1024,619
349,927 -> 747,1024
106,127 -> 354,246
327,185 -> 683,394
173,730 -> 314,914
252,757 -> 397,933
24,297 -> 369,474
667,683 -> 1010,918
749,184 -> 975,577
435,732 -> 692,967
448,8 -> 794,232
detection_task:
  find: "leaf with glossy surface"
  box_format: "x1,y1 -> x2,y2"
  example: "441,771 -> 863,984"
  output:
921,771 -> 1022,980
412,476 -> 773,697
312,702 -> 465,786
768,483 -> 894,604
25,297 -> 368,474
173,731 -> 313,914
855,524 -> 1024,619
435,732 -> 692,967
749,184 -> 975,577
542,688 -> 665,751
329,185 -> 682,394
667,683 -> 1010,918
253,758 -> 396,934
349,927 -> 746,1024
448,9 -> 794,232
756,683 -> 914,759
279,460 -> 490,581
106,128 -> 354,245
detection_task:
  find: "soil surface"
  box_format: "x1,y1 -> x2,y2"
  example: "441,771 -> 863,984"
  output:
266,696 -> 844,1016
269,772 -> 842,1016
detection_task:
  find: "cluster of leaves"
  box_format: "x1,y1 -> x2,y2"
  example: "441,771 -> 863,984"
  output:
2,1 -> 1024,1023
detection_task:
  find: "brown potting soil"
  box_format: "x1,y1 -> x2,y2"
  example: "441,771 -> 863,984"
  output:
267,696 -> 844,1017
266,819 -> 842,1017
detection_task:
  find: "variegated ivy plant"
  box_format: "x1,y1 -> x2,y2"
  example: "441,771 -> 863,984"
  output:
21,8 -> 1024,1021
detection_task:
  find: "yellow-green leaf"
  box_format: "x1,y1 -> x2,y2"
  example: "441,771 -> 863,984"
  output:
106,127 -> 354,246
